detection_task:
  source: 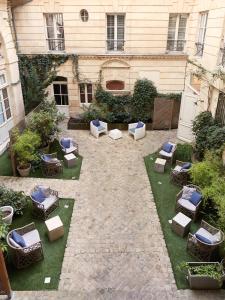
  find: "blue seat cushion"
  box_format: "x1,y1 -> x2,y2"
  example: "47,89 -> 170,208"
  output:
162,143 -> 173,153
195,233 -> 212,244
181,162 -> 192,170
12,230 -> 26,247
190,191 -> 202,206
42,154 -> 51,162
98,125 -> 105,131
32,189 -> 46,203
129,128 -> 136,133
136,121 -> 144,129
61,138 -> 71,149
92,119 -> 100,127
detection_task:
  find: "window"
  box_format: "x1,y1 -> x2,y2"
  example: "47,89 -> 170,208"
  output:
107,15 -> 125,51
80,9 -> 89,22
215,92 -> 225,126
167,14 -> 188,51
53,77 -> 68,105
106,80 -> 124,90
45,13 -> 65,51
0,82 -> 11,125
218,32 -> 225,67
196,12 -> 208,56
79,83 -> 93,104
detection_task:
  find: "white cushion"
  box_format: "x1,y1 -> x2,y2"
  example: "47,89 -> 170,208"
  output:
182,186 -> 196,200
159,150 -> 173,158
23,229 -> 40,247
178,198 -> 196,212
174,165 -> 182,172
42,195 -> 57,210
195,227 -> 215,243
9,237 -> 21,248
213,231 -> 222,243
64,146 -> 77,154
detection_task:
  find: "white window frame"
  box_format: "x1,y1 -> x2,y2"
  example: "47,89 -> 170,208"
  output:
79,83 -> 93,106
53,80 -> 69,106
0,74 -> 12,127
167,14 -> 188,52
196,11 -> 208,56
106,14 -> 125,51
44,13 -> 65,51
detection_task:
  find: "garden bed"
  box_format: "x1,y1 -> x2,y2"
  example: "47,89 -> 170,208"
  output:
144,153 -> 199,289
6,198 -> 74,290
67,117 -> 153,130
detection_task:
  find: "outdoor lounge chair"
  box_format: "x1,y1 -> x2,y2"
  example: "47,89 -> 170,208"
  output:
170,160 -> 192,186
60,137 -> 79,155
7,222 -> 44,269
41,153 -> 63,177
159,142 -> 176,164
128,121 -> 146,141
187,220 -> 224,261
175,184 -> 202,221
30,185 -> 59,220
90,119 -> 108,138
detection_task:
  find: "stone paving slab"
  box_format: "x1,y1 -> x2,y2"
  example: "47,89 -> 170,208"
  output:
0,126 -> 225,299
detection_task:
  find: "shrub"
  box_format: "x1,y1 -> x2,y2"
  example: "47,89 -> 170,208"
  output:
174,143 -> 193,162
0,186 -> 28,216
0,214 -> 9,253
13,129 -> 41,167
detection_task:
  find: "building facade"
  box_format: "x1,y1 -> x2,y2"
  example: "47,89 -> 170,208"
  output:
1,0 -> 225,146
0,0 -> 26,153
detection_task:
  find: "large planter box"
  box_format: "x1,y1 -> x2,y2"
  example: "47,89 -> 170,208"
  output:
187,262 -> 223,290
68,118 -> 152,130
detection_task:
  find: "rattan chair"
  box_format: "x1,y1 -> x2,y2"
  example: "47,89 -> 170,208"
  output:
175,184 -> 202,221
170,160 -> 191,186
30,185 -> 59,220
187,220 -> 224,261
41,153 -> 63,177
7,222 -> 44,269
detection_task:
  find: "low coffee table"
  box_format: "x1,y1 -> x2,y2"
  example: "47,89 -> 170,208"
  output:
64,153 -> 77,168
109,129 -> 122,140
45,215 -> 64,242
172,212 -> 192,237
154,158 -> 167,173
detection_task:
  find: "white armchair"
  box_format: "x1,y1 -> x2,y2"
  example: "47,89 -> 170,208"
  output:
128,122 -> 146,141
90,120 -> 108,138
60,137 -> 78,155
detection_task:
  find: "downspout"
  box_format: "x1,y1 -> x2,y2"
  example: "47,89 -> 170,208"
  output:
7,0 -> 19,53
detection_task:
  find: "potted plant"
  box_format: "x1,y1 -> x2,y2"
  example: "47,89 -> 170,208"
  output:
0,206 -> 14,225
13,129 -> 41,177
179,262 -> 224,289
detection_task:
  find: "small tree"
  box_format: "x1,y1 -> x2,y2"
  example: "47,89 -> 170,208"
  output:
131,79 -> 157,122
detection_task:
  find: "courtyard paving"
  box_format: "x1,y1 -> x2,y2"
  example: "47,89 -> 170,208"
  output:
0,126 -> 225,299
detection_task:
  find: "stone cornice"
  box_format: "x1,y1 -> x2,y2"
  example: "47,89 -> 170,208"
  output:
78,54 -> 188,60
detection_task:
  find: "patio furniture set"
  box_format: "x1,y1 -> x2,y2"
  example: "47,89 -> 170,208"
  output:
90,119 -> 146,141
41,137 -> 79,177
154,142 -> 224,262
7,185 -> 63,269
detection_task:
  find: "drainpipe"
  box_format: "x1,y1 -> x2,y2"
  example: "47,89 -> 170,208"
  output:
7,0 -> 19,53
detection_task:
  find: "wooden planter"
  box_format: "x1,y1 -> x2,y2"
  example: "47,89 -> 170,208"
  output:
187,262 -> 223,289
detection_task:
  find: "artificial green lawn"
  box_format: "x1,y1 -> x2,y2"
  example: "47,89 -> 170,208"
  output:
144,153 -> 199,289
0,139 -> 82,180
6,198 -> 74,290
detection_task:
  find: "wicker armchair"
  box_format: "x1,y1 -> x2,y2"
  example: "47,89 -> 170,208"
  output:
159,142 -> 177,164
7,223 -> 44,269
30,185 -> 59,220
175,184 -> 202,221
170,160 -> 191,186
187,220 -> 224,261
41,153 -> 63,177
60,137 -> 79,155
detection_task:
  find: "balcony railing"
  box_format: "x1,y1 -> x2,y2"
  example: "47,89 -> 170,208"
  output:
166,40 -> 186,52
106,40 -> 125,51
195,42 -> 204,56
47,38 -> 65,51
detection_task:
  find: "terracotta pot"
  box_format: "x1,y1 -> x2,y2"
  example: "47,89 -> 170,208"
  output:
0,206 -> 14,225
17,163 -> 31,177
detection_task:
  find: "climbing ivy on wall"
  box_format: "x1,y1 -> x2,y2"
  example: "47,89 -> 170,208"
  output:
18,54 -> 79,114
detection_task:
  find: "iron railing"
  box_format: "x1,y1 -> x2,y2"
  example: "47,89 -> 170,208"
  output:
47,39 -> 65,51
167,40 -> 186,51
195,42 -> 204,56
106,40 -> 125,51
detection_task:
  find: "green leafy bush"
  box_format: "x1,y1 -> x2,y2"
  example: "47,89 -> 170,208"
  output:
174,143 -> 193,162
13,130 -> 41,167
0,186 -> 28,216
0,214 -> 9,253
